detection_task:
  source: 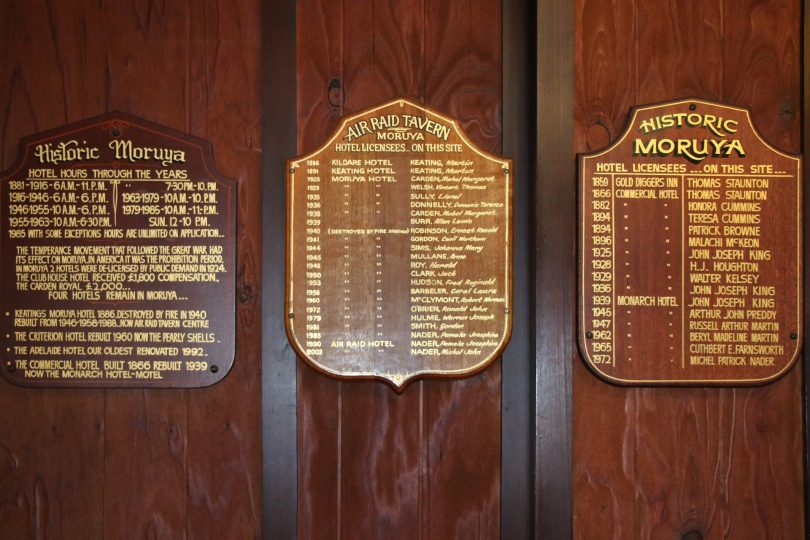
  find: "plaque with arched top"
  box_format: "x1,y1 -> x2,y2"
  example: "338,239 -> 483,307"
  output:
579,99 -> 802,385
0,113 -> 237,388
286,99 -> 513,390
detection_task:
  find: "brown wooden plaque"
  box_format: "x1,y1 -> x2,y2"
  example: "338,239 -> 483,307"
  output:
579,99 -> 802,385
286,99 -> 513,389
0,113 -> 236,387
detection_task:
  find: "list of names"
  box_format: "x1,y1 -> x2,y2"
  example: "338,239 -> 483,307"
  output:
287,100 -> 512,389
580,100 -> 801,384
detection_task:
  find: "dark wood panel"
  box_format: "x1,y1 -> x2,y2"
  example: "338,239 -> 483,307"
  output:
338,381 -> 422,538
0,3 -> 107,537
423,370 -> 501,538
100,3 -> 192,534
572,1 -> 637,538
103,392 -> 187,537
631,4 -> 728,539
184,2 -> 262,537
0,1 -> 262,537
425,0 -> 502,154
296,0 -> 503,537
297,364 -> 341,539
804,1 -> 810,534
295,1 -> 343,537
501,0 -> 535,536
535,0 -> 575,537
637,0 -> 723,102
296,0 -> 344,148
343,0 -> 423,107
422,3 -> 502,535
574,0 -> 805,538
262,0 -> 298,536
723,0 -> 801,152
718,1 -> 804,538
573,0 -> 636,154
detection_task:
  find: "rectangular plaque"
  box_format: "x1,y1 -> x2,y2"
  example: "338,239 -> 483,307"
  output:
0,113 -> 236,387
579,99 -> 802,385
286,99 -> 513,389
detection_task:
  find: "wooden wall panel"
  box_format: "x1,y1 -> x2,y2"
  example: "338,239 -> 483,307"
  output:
422,2 -> 502,537
637,1 -> 723,102
572,0 -> 635,153
804,2 -> 810,535
185,3 -> 262,537
296,0 -> 502,537
295,1 -> 342,536
534,0 -> 574,537
0,3 -> 107,537
572,1 -> 637,537
338,3 -> 424,536
100,4 -> 193,536
0,1 -> 262,538
573,1 -> 805,539
502,0 -> 535,536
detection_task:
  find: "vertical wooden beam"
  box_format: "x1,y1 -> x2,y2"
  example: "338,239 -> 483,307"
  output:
535,0 -> 574,538
804,0 -> 810,534
263,0 -> 298,537
502,0 -> 536,537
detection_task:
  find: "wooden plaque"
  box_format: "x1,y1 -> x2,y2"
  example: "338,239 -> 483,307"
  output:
286,99 -> 513,389
0,113 -> 236,387
579,99 -> 802,385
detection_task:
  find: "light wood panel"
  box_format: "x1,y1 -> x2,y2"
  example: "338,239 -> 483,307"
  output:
296,0 -> 503,537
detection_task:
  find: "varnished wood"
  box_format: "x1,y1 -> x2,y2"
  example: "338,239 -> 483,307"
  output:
0,1 -> 262,537
263,0 -> 298,537
722,1 -> 805,532
0,4 -> 106,538
501,0 -> 535,536
295,1 -> 344,536
573,3 -> 642,537
535,0 -> 575,538
103,392 -> 187,537
579,99 -> 801,385
101,3 -> 197,535
285,99 -> 513,388
573,0 -> 805,538
421,2 -> 503,537
184,2 -> 262,537
296,0 -> 503,537
804,0 -> 810,533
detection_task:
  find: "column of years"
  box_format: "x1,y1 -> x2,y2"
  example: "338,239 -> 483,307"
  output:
587,173 -> 615,366
303,159 -> 323,357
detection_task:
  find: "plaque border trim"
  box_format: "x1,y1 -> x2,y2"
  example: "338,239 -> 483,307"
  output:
577,98 -> 803,386
285,98 -> 514,390
0,111 -> 238,389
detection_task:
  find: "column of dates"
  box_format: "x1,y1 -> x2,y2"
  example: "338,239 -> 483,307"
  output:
304,159 -> 323,356
589,174 -> 614,366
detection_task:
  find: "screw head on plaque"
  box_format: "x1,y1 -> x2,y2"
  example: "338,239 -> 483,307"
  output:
579,98 -> 802,385
0,113 -> 237,388
286,99 -> 513,390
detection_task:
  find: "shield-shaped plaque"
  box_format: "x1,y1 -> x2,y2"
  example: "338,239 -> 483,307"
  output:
286,99 -> 513,389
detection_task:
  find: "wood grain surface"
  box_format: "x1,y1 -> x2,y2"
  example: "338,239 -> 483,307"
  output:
0,1 -> 261,538
579,99 -> 801,385
0,1 -> 804,537
296,0 -> 503,537
285,99 -> 512,388
534,0 -> 574,538
574,1 -> 804,538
